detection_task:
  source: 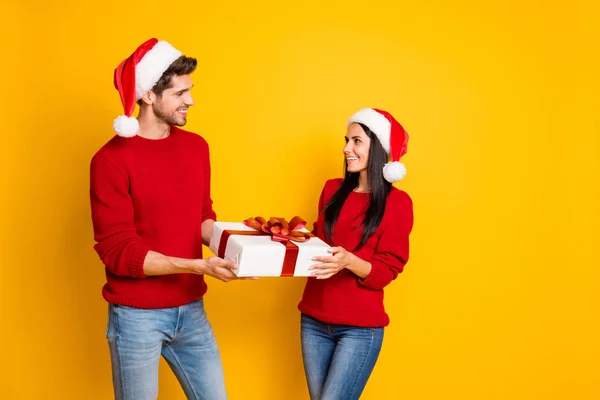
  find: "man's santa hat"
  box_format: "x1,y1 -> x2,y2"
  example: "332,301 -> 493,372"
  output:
112,38 -> 182,137
346,108 -> 409,183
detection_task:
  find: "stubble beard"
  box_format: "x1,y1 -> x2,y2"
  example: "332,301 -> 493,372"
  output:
153,100 -> 186,127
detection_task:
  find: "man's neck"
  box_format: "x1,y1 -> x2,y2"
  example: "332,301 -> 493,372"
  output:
137,108 -> 171,140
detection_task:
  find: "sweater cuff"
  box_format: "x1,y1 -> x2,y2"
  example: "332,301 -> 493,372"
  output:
202,211 -> 217,223
358,262 -> 385,290
130,245 -> 149,278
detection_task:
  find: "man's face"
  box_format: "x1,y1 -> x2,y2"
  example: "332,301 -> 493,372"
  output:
153,74 -> 194,126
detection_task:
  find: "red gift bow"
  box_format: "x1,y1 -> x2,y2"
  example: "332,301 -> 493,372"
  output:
243,216 -> 312,243
217,216 -> 314,277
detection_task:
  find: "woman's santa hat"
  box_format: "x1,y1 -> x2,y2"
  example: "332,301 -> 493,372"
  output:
112,38 -> 182,137
346,108 -> 409,183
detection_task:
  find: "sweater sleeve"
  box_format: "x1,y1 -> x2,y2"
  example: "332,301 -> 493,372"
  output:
311,178 -> 342,237
89,154 -> 150,278
201,142 -> 217,222
311,183 -> 327,235
358,191 -> 414,290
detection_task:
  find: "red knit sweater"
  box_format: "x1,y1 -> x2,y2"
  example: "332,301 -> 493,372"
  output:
298,178 -> 414,327
89,127 -> 216,308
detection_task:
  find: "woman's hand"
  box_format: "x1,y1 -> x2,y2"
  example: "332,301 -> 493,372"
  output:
309,246 -> 370,279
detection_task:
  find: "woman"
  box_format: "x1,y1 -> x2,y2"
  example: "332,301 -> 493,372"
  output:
298,108 -> 414,400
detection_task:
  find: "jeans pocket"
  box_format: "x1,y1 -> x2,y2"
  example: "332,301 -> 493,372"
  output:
371,327 -> 384,341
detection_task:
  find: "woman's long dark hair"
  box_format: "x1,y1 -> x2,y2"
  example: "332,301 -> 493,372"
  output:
323,123 -> 392,250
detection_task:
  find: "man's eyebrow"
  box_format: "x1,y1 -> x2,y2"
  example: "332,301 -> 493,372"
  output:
173,84 -> 194,92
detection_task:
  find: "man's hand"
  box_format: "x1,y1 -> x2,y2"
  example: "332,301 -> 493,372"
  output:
201,256 -> 259,282
202,256 -> 238,282
142,250 -> 257,280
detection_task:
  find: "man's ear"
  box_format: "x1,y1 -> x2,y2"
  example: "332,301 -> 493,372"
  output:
140,91 -> 156,105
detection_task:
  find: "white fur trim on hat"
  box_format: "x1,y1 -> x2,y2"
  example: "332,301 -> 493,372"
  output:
134,41 -> 182,99
383,161 -> 406,183
113,115 -> 140,137
346,108 -> 392,153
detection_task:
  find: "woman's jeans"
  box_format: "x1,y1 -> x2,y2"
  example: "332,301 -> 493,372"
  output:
301,313 -> 384,400
106,298 -> 227,400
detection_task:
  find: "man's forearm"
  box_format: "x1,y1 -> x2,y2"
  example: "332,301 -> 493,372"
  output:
141,219 -> 215,276
202,219 -> 215,247
143,250 -> 206,276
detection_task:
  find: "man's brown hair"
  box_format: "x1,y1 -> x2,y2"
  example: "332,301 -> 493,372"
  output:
137,56 -> 197,104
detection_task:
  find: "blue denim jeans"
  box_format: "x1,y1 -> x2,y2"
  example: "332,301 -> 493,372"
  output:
106,298 -> 227,400
300,313 -> 384,400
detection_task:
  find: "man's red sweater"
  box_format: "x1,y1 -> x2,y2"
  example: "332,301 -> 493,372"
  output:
298,178 -> 414,327
89,127 -> 216,308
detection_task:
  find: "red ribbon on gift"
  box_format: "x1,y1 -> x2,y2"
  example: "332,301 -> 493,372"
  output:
217,216 -> 313,277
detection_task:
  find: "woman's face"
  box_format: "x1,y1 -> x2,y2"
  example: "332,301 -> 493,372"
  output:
344,123 -> 371,174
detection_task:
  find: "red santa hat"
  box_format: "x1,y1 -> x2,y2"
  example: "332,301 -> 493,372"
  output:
112,38 -> 182,137
346,108 -> 409,183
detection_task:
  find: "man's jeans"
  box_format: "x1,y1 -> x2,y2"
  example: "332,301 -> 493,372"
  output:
301,313 -> 384,400
106,298 -> 227,400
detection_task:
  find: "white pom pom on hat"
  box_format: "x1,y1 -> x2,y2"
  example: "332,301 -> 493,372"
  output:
112,38 -> 182,137
346,108 -> 409,183
113,115 -> 140,138
383,161 -> 407,182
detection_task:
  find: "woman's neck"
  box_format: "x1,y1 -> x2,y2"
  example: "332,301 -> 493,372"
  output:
354,171 -> 371,192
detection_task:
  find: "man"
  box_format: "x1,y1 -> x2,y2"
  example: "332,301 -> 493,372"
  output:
89,38 -> 245,400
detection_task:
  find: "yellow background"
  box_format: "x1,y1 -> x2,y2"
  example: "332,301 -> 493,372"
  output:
1,0 -> 598,399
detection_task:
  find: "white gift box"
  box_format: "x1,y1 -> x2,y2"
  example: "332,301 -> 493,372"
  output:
212,221 -> 331,277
